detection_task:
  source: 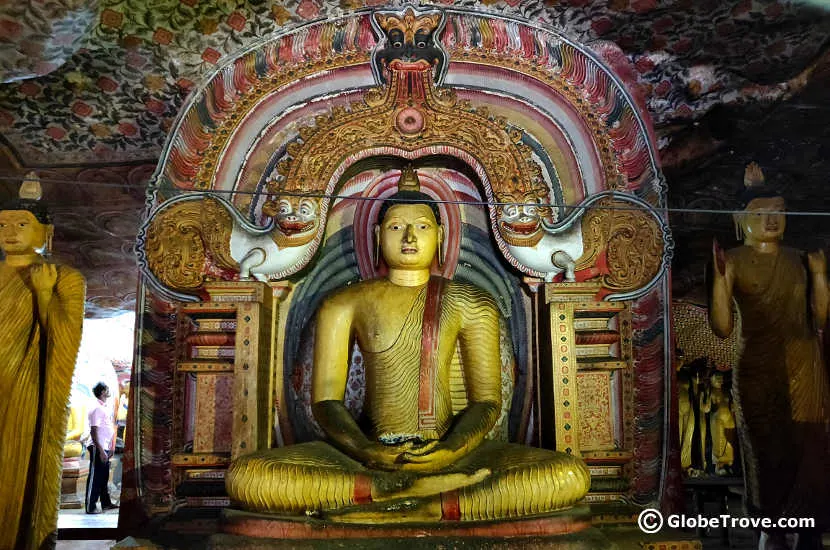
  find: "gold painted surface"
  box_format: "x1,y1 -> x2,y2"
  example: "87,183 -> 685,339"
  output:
576,197 -> 663,292
63,401 -> 86,459
575,372 -> 615,451
226,198 -> 590,522
145,198 -> 236,291
375,8 -> 441,44
0,192 -> 85,550
549,301 -> 581,456
273,67 -> 547,227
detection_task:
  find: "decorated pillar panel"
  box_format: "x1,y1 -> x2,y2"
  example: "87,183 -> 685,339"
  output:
550,301 -> 581,455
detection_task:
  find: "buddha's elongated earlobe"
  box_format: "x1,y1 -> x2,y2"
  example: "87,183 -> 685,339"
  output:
437,225 -> 445,267
733,214 -> 743,242
44,225 -> 54,257
373,225 -> 381,268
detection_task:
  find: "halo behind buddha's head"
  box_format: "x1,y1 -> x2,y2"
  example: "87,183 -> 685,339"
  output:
1,171 -> 52,225
377,165 -> 441,224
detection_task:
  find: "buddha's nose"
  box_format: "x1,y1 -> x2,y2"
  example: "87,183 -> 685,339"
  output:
404,224 -> 416,242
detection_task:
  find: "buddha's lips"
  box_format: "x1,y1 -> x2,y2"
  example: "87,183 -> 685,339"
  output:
501,220 -> 540,235
401,246 -> 418,253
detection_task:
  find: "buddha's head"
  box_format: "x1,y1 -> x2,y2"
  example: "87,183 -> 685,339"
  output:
0,172 -> 53,259
734,162 -> 785,245
375,166 -> 443,270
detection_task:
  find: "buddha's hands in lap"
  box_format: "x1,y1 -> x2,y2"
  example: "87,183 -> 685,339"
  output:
398,439 -> 468,472
358,440 -> 419,471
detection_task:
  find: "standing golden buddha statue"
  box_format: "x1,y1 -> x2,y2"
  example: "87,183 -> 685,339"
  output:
0,173 -> 85,550
709,163 -> 830,550
227,168 -> 590,523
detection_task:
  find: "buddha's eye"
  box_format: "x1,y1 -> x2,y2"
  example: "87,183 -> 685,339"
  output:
393,41 -> 403,48
389,224 -> 402,230
417,41 -> 426,48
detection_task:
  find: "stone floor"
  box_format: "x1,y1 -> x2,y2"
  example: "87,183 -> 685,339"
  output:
58,504 -> 120,530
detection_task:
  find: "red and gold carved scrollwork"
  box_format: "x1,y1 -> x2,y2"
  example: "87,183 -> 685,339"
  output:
271,65 -> 548,206
145,198 -> 237,291
576,197 -> 664,293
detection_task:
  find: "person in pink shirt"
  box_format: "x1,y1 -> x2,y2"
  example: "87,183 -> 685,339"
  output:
85,382 -> 118,514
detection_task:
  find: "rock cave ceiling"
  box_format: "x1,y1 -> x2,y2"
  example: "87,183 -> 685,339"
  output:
1,0 -> 829,317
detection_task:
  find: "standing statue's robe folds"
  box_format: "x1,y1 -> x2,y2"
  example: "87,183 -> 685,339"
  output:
729,246 -> 830,527
0,262 -> 85,550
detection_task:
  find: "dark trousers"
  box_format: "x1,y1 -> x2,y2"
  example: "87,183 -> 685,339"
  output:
85,445 -> 113,511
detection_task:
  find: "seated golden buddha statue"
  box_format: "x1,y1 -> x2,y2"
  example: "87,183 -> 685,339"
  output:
226,168 -> 590,523
64,398 -> 87,459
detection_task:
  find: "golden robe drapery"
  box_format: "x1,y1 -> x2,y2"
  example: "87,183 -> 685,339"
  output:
0,262 -> 85,550
730,246 -> 830,527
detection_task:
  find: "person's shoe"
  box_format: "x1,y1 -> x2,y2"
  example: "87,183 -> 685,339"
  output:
101,503 -> 119,511
85,507 -> 101,514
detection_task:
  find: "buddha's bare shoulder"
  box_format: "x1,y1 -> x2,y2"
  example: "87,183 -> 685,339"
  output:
319,278 -> 392,307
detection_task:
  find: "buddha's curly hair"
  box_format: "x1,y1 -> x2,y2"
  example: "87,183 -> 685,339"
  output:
377,190 -> 442,224
1,198 -> 52,224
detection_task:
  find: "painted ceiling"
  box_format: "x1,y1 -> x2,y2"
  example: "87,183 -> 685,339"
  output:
1,0 -> 829,316
2,0 -> 829,166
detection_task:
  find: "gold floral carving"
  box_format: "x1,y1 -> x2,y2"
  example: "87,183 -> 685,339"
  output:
191,42 -> 625,199
145,198 -> 237,291
576,197 -> 664,292
273,67 -> 547,204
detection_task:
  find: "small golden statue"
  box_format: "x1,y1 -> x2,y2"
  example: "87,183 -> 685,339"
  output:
709,162 -> 830,547
676,353 -> 697,472
64,396 -> 88,460
0,173 -> 86,550
226,167 -> 590,522
704,372 -> 735,475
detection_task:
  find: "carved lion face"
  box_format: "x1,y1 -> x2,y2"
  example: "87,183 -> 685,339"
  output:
497,194 -> 551,247
265,196 -> 320,247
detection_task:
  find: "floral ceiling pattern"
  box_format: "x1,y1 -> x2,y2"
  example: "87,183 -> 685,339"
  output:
0,0 -> 829,166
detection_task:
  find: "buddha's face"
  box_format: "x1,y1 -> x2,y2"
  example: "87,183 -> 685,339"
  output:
737,196 -> 786,243
0,209 -> 48,255
379,203 -> 440,270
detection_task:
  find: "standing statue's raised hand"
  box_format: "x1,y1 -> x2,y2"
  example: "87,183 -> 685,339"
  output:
30,263 -> 57,293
